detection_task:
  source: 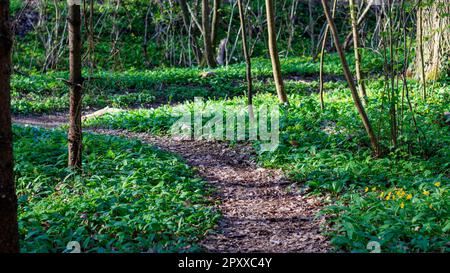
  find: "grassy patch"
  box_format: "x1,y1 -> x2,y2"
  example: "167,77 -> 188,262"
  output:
12,52 -> 376,114
14,126 -> 219,253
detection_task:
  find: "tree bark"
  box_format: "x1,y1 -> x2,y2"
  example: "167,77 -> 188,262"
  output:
211,0 -> 221,46
319,0 -> 337,110
349,0 -> 367,100
143,3 -> 152,67
417,0 -> 427,100
414,0 -> 449,82
87,0 -> 95,69
321,0 -> 380,157
68,0 -> 83,169
285,0 -> 299,57
202,0 -> 217,68
265,0 -> 288,104
308,0 -> 315,58
237,0 -> 253,118
343,0 -> 374,51
0,0 -> 19,253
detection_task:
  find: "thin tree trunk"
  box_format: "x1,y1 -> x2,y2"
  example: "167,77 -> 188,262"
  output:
319,0 -> 338,110
417,0 -> 427,100
237,0 -> 254,120
319,0 -> 337,110
202,0 -> 216,68
68,0 -> 83,169
308,0 -> 315,59
224,0 -> 237,66
89,0 -> 94,68
349,0 -> 367,100
211,0 -> 221,46
0,0 -> 19,253
386,0 -> 398,148
143,3 -> 151,67
343,0 -> 374,51
321,0 -> 381,157
286,0 -> 299,57
265,0 -> 288,104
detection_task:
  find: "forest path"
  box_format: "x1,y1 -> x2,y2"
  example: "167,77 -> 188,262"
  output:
13,115 -> 331,253
89,129 -> 330,253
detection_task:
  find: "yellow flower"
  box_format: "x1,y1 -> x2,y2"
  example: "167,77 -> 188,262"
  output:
400,202 -> 405,209
434,182 -> 441,187
379,192 -> 385,199
423,190 -> 430,196
365,187 -> 369,193
406,194 -> 412,200
396,190 -> 405,198
385,192 -> 392,201
371,187 -> 377,192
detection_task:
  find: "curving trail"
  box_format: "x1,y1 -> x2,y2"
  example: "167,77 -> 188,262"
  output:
13,114 -> 330,253
89,129 -> 330,253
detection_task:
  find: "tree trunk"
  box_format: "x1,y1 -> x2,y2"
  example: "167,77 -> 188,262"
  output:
211,0 -> 221,47
349,0 -> 367,100
0,0 -> 19,253
202,0 -> 217,68
68,0 -> 83,169
110,0 -> 121,69
265,0 -> 288,104
343,0 -> 374,51
143,3 -> 152,67
237,0 -> 254,119
321,0 -> 380,157
285,0 -> 299,57
308,0 -> 315,59
319,0 -> 337,110
87,0 -> 95,69
414,0 -> 450,82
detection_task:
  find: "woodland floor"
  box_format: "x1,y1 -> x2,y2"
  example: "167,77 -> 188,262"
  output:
13,112 -> 331,253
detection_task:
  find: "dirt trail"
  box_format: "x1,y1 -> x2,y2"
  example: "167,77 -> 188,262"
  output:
12,116 -> 330,253
13,113 -> 68,129
89,129 -> 330,252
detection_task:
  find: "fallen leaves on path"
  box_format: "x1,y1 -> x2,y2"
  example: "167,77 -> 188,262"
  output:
90,129 -> 331,253
12,112 -> 331,253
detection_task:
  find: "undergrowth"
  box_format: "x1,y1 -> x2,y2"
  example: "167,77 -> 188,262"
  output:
83,79 -> 450,252
14,126 -> 219,253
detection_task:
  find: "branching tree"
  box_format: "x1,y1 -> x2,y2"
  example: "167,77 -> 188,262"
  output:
0,0 -> 19,253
